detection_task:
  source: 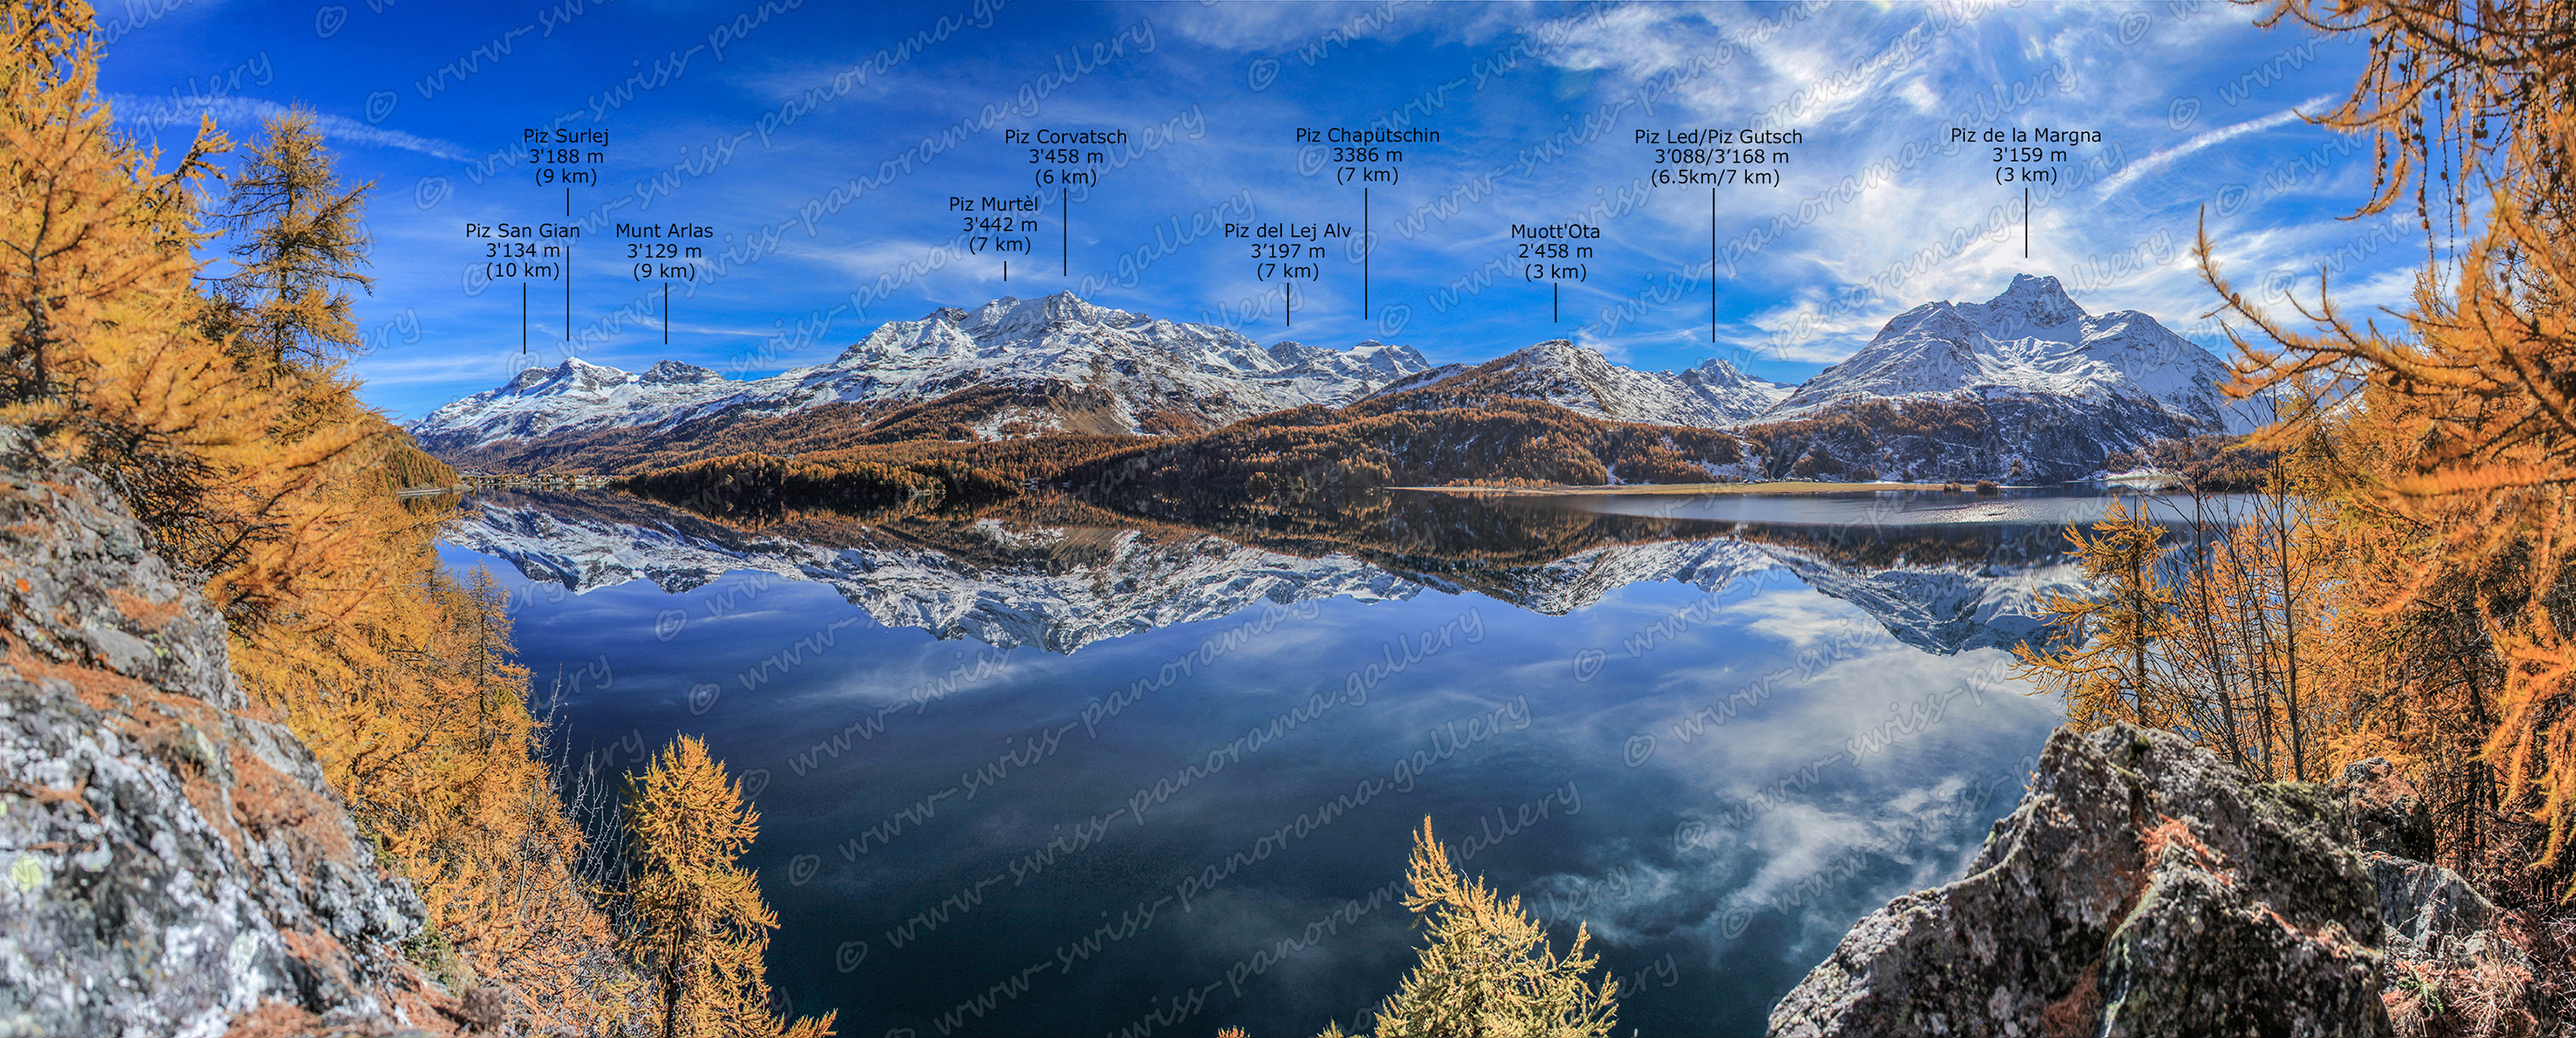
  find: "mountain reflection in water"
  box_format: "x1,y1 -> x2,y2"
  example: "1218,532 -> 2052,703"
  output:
434,486 -> 2135,1036
446,487 -> 2129,655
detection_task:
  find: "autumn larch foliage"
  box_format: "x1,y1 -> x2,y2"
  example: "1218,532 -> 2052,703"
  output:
1735,398 -> 1996,482
2136,0 -> 2576,1023
198,107 -> 373,374
2202,0 -> 2576,912
2014,496 -> 2187,733
1319,818 -> 1618,1038
3,0 -> 653,1030
624,735 -> 836,1038
612,391 -> 1764,536
2018,453 -> 2345,786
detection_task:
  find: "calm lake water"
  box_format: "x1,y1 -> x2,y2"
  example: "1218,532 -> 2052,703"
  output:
428,487 -> 2204,1037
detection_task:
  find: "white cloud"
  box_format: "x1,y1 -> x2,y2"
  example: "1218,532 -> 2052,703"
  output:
2095,95 -> 2334,200
107,94 -> 470,160
1152,0 -> 1437,51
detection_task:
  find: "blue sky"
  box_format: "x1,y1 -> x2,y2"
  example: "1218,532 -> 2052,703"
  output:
97,0 -> 2397,422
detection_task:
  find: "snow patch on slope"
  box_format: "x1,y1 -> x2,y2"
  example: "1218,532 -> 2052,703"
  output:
1369,341 -> 1794,427
411,293 -> 1433,450
1764,274 -> 2244,434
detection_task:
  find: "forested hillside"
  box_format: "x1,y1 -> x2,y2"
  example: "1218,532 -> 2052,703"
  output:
2009,0 -> 2576,1027
618,385 -> 1770,528
0,4 -> 829,1034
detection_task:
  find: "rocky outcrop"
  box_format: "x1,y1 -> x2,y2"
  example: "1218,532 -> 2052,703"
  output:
1769,724 -> 2392,1037
1768,726 -> 2556,1037
0,462 -> 449,1036
2340,758 -> 2547,1037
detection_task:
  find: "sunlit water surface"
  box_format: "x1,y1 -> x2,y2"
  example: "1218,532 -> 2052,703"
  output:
422,487 -> 2217,1036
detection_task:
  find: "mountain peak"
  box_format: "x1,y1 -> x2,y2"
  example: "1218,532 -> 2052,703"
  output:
1504,339 -> 1587,365
1970,273 -> 2087,332
503,355 -> 624,392
416,291 -> 1429,450
640,360 -> 725,384
1364,338 -> 1787,426
1683,355 -> 1786,392
1997,272 -> 2073,301
1762,273 -> 2241,447
956,291 -> 1130,335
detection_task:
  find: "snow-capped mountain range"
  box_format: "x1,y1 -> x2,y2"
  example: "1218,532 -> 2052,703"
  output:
411,276 -> 2247,480
411,293 -> 1432,453
1768,273 -> 2249,434
446,492 -> 2083,655
1366,341 -> 1796,425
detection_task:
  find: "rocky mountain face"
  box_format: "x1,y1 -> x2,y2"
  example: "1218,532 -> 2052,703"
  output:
1768,724 -> 2548,1037
413,277 -> 2247,486
411,293 -> 1431,455
1768,274 -> 2241,431
1363,341 -> 1793,426
0,458 -> 457,1035
408,356 -> 746,453
1734,274 -> 2251,482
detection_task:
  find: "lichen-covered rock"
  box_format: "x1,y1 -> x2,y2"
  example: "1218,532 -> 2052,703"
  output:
1768,724 -> 2391,1037
0,463 -> 446,1036
2333,760 -> 2547,1037
2339,758 -> 2436,862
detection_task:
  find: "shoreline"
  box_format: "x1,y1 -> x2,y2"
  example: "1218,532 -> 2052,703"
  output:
1389,481 -> 2008,497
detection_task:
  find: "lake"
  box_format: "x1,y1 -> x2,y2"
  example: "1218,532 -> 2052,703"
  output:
433,487 -> 2200,1037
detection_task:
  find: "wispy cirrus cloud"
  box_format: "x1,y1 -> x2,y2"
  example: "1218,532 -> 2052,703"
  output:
107,93 -> 470,161
2094,95 -> 2333,200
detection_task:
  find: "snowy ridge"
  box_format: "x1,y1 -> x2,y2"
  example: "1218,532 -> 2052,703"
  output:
411,358 -> 742,447
1366,341 -> 1794,427
411,292 -> 1434,451
1765,274 -> 2245,433
412,276 -> 2249,485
